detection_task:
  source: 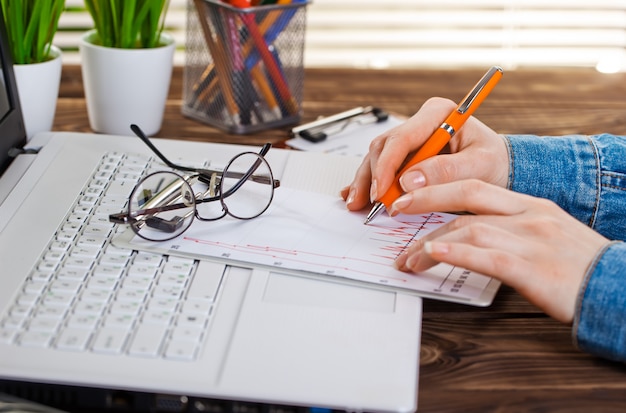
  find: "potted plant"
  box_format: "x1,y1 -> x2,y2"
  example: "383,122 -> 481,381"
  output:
0,0 -> 64,140
80,0 -> 175,136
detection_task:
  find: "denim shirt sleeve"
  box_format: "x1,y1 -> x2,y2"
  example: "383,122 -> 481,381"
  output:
504,134 -> 626,241
504,134 -> 626,362
573,241 -> 626,362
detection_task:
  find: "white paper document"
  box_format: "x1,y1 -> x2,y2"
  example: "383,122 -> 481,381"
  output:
118,186 -> 499,305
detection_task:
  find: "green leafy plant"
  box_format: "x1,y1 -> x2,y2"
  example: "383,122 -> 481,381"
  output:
84,0 -> 170,49
0,0 -> 65,64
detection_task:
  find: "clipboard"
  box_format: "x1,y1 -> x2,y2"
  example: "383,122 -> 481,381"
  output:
286,106 -> 405,157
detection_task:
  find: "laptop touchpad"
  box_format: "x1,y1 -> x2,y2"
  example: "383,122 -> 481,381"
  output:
263,272 -> 395,313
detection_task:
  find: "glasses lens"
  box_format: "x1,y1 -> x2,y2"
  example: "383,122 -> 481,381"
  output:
128,171 -> 195,241
218,152 -> 275,220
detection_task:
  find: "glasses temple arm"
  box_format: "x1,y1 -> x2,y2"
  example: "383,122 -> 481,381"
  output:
130,124 -> 197,173
130,126 -> 278,188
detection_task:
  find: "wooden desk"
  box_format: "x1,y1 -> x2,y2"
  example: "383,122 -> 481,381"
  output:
56,66 -> 626,412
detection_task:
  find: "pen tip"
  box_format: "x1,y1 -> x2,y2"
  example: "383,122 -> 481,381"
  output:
364,202 -> 385,225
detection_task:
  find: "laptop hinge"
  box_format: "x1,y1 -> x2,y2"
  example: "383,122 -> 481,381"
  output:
8,146 -> 40,157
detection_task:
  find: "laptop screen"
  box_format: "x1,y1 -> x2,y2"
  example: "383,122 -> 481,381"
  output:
0,5 -> 27,174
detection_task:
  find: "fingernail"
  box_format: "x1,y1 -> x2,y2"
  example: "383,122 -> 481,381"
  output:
369,180 -> 378,203
400,171 -> 426,191
423,241 -> 432,255
393,250 -> 407,271
346,186 -> 356,206
405,253 -> 418,270
424,241 -> 449,255
389,193 -> 412,215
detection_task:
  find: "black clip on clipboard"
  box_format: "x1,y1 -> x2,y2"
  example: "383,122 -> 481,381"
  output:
291,106 -> 389,143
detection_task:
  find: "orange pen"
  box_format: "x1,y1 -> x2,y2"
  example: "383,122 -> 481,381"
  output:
364,66 -> 504,224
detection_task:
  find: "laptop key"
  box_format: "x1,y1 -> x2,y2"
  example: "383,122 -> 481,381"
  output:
142,310 -> 173,326
55,327 -> 92,351
99,253 -> 130,267
134,253 -> 164,268
162,258 -> 194,275
153,284 -> 185,299
92,265 -> 124,279
92,327 -> 129,354
127,265 -> 159,278
49,279 -> 82,293
3,312 -> 28,329
148,297 -> 178,312
128,324 -> 168,357
181,299 -> 211,314
56,267 -> 89,280
28,317 -> 61,333
80,288 -> 113,302
186,261 -> 224,301
42,291 -> 74,307
64,257 -> 93,270
87,275 -> 119,290
109,301 -> 141,316
34,305 -> 66,319
70,245 -> 100,259
177,313 -> 209,329
115,288 -> 147,303
73,300 -> 106,315
17,293 -> 41,306
0,328 -> 18,344
23,280 -> 47,294
19,330 -> 54,348
171,325 -> 203,342
66,313 -> 99,329
165,340 -> 197,361
104,314 -> 135,329
43,250 -> 65,263
105,179 -> 136,196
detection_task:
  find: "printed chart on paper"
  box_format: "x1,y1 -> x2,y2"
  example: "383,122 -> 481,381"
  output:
128,187 -> 493,302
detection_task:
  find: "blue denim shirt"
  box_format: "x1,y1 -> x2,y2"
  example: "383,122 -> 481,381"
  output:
504,134 -> 626,362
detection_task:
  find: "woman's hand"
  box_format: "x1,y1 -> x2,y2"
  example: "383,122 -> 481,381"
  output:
341,97 -> 509,210
391,179 -> 610,324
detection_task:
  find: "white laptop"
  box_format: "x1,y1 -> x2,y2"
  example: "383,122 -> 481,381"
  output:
0,10 -> 423,413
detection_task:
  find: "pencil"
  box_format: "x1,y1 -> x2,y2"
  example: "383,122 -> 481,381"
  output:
193,0 -> 240,123
238,11 -> 298,114
250,65 -> 281,118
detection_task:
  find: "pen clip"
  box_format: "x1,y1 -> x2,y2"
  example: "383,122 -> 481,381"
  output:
458,66 -> 503,114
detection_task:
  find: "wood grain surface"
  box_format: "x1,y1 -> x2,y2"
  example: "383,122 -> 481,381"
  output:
54,65 -> 626,412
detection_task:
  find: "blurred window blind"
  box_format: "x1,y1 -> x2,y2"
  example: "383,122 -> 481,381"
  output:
58,0 -> 188,65
58,0 -> 626,70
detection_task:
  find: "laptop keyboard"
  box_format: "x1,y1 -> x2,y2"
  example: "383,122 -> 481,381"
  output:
0,152 -> 224,360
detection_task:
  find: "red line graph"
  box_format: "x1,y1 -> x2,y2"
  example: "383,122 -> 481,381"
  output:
182,212 -> 446,283
369,213 -> 447,260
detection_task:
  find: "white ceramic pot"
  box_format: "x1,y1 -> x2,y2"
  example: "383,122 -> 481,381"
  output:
79,30 -> 175,136
13,45 -> 62,141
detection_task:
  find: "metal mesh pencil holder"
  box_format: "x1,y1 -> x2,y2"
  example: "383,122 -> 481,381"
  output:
183,0 -> 309,134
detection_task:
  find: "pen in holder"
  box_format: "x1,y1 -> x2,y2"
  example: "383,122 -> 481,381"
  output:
183,0 -> 309,134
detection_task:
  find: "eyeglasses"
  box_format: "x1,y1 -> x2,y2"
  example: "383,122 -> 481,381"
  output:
109,124 -> 280,241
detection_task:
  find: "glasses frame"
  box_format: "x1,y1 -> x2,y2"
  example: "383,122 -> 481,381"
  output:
109,124 -> 280,241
